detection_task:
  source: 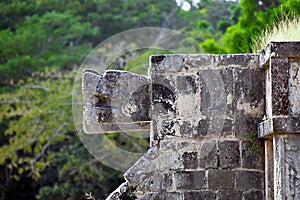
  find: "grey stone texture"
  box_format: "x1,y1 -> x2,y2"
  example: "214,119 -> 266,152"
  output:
182,151 -> 198,169
218,141 -> 240,168
241,140 -> 264,170
259,42 -> 300,138
235,170 -> 264,190
199,140 -> 218,168
81,42 -> 300,200
243,190 -> 264,200
207,169 -> 235,189
174,171 -> 206,190
82,70 -> 151,133
217,190 -> 243,200
274,135 -> 300,200
183,190 -> 216,200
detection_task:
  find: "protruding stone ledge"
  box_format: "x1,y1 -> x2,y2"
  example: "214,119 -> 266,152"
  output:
258,41 -> 300,200
259,41 -> 300,68
258,42 -> 300,139
258,117 -> 300,138
82,69 -> 151,134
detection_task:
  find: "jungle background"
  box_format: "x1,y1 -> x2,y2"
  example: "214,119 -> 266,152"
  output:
0,0 -> 299,199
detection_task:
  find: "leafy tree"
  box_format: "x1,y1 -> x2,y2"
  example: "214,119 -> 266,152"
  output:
0,1 -> 189,199
0,11 -> 98,87
221,0 -> 299,53
0,69 -> 130,199
183,0 -> 240,53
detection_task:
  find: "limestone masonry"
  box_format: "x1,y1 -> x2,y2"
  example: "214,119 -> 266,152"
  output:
82,42 -> 300,200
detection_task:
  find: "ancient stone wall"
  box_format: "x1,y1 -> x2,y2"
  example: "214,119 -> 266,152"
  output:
259,42 -> 300,200
82,42 -> 300,200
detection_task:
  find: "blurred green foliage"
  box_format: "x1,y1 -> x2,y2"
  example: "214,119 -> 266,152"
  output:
0,0 -> 299,199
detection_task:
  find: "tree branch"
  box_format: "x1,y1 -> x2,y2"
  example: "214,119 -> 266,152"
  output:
34,122 -> 67,162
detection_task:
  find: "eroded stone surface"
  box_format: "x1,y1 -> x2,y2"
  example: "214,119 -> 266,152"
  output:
199,140 -> 218,168
217,190 -> 243,200
271,58 -> 289,116
235,170 -> 264,190
207,169 -> 234,189
260,41 -> 300,67
183,190 -> 216,200
241,140 -> 264,169
218,141 -> 240,168
82,70 -> 151,133
289,59 -> 300,116
274,135 -> 300,200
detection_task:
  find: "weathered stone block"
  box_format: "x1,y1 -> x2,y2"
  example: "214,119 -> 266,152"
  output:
270,58 -> 289,116
199,140 -> 218,169
152,81 -> 176,117
243,190 -> 264,200
218,141 -> 240,168
82,70 -> 151,134
241,140 -> 264,169
199,75 -> 210,116
144,146 -> 159,160
179,120 -> 195,138
137,171 -> 166,193
234,69 -> 265,115
152,192 -> 182,200
235,115 -> 263,137
199,69 -> 228,116
221,119 -> 233,136
274,135 -> 300,200
183,54 -> 213,69
214,54 -> 258,68
176,75 -> 198,95
259,116 -> 300,137
235,170 -> 264,190
124,156 -> 155,187
137,193 -> 152,200
137,175 -> 156,193
159,140 -> 189,152
217,190 -> 243,200
176,93 -> 200,117
195,118 -> 233,137
139,192 -> 182,200
183,190 -> 216,200
289,59 -> 300,116
174,171 -> 205,190
272,117 -> 300,133
158,119 -> 177,138
182,152 -> 198,169
260,41 -> 300,67
259,117 -> 300,137
197,119 -> 209,136
220,68 -> 234,115
151,55 -> 183,72
157,152 -> 183,171
159,173 -> 173,191
207,169 -> 234,189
